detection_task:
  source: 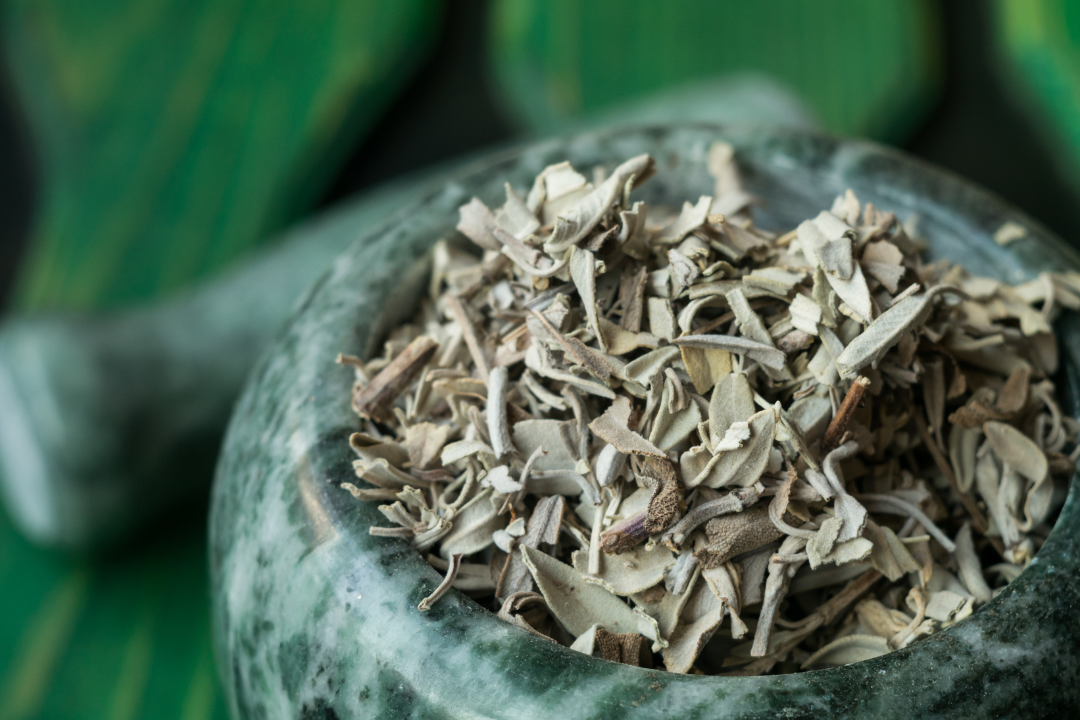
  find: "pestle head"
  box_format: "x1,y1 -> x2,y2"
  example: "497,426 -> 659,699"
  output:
0,320 -> 126,547
0,340 -> 58,543
0,315 -> 222,550
0,175 -> 436,551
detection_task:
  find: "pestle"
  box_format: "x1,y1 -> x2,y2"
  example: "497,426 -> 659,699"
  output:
0,176 -> 441,549
0,75 -> 813,550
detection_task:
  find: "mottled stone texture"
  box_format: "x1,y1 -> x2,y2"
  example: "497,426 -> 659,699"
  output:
210,126 -> 1080,718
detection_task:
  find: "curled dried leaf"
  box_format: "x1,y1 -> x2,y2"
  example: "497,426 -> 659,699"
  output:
589,396 -> 667,458
497,591 -> 558,642
675,334 -> 787,371
418,554 -> 462,611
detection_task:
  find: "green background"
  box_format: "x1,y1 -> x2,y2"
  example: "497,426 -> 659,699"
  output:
4,0 -> 1080,717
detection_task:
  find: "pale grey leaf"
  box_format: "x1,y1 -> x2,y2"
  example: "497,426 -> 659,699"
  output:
521,545 -> 664,645
709,372 -> 755,447
544,154 -> 653,253
801,634 -> 889,670
655,195 -> 712,244
574,543 -> 677,596
661,581 -> 723,673
674,335 -> 787,371
983,421 -> 1048,486
690,407 -> 777,489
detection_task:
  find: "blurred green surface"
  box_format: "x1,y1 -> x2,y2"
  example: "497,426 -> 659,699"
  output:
995,0 -> 1080,196
0,505 -> 226,720
10,0 -> 1080,716
0,0 -> 440,716
488,0 -> 941,141
2,0 -> 440,311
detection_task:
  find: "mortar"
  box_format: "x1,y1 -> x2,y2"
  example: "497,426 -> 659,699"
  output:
210,125 -> 1080,718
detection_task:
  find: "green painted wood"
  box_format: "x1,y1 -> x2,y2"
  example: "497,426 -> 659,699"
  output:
0,507 -> 228,720
0,3 -> 442,715
994,0 -> 1080,194
2,0 -> 440,311
488,0 -> 941,142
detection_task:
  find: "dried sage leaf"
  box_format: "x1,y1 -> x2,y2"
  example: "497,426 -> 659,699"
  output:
589,396 -> 667,459
801,634 -> 889,670
983,421 -> 1048,486
661,581 -> 724,673
521,544 -> 665,645
689,406 -> 776,489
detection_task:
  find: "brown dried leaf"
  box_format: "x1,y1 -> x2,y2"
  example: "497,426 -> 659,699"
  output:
593,628 -> 652,666
695,505 -> 783,569
642,458 -> 686,535
949,400 -> 1012,429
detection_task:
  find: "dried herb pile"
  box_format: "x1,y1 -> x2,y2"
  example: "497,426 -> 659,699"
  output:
338,145 -> 1079,675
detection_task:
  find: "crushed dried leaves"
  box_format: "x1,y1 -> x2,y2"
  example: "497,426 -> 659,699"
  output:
338,145 -> 1079,676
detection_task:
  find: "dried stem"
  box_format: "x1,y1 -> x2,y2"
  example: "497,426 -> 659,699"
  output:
486,366 -> 514,458
913,412 -> 995,543
352,336 -> 439,422
662,487 -> 760,551
418,554 -> 463,611
821,376 -> 870,453
447,294 -> 489,383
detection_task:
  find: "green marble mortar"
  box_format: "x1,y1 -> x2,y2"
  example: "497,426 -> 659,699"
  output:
210,125 -> 1080,718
